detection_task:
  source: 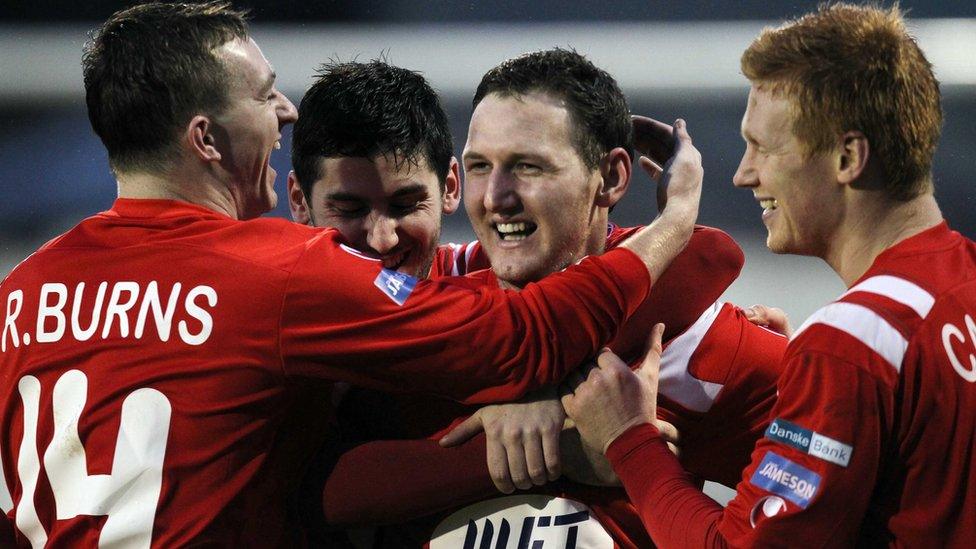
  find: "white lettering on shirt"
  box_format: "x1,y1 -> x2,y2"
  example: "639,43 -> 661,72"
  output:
2,290 -> 24,352
179,285 -> 217,346
5,370 -> 171,548
71,281 -> 107,342
134,282 -> 181,342
942,314 -> 976,383
102,282 -> 141,339
1,282 -> 219,351
36,283 -> 68,344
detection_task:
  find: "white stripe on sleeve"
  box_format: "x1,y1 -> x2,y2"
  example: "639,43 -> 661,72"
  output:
842,275 -> 934,318
658,301 -> 725,413
792,302 -> 909,372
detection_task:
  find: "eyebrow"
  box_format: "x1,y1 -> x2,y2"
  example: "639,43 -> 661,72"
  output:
325,192 -> 364,202
390,183 -> 429,197
325,184 -> 429,203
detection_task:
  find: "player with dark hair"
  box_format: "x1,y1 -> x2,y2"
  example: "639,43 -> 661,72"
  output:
283,57 -> 741,544
0,2 -> 707,546
287,59 -> 460,280
310,50 -> 785,547
565,4 -> 976,546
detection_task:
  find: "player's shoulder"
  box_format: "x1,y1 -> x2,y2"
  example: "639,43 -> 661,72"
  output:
190,216 -> 344,273
790,272 -> 941,383
790,223 -> 976,370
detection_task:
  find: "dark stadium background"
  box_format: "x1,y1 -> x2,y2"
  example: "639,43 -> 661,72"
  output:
1,0 -> 972,333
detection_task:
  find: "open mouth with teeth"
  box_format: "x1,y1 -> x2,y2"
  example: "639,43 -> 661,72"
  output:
495,221 -> 537,242
759,198 -> 778,211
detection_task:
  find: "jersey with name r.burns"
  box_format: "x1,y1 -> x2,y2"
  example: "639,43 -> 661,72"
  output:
0,198 -> 653,547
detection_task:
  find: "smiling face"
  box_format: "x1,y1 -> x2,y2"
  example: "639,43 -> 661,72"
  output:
291,154 -> 459,279
462,92 -> 610,288
733,84 -> 842,257
212,38 -> 297,219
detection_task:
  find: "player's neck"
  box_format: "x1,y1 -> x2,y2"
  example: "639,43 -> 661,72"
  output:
116,167 -> 241,220
827,192 -> 942,287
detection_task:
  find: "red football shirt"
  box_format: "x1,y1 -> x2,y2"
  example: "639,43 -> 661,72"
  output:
0,198 -> 653,547
323,225 -> 785,548
608,221 -> 976,547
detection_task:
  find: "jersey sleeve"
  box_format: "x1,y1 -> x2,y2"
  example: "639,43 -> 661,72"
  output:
321,436 -> 495,527
607,226 -> 744,360
279,236 -> 651,404
605,343 -> 893,548
680,311 -> 786,487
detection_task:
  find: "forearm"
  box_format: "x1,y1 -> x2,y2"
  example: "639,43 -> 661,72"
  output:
607,423 -> 729,548
619,205 -> 696,284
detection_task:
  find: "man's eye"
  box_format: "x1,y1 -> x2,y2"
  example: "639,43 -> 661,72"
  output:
331,204 -> 366,216
391,202 -> 421,216
515,162 -> 542,174
465,162 -> 489,173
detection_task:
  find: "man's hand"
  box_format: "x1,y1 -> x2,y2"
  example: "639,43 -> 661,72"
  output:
633,115 -> 675,170
618,119 -> 703,282
744,304 -> 793,338
440,387 -> 565,493
560,428 -> 621,486
562,324 -> 666,454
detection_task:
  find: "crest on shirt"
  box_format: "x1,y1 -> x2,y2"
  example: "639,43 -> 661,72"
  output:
765,418 -> 853,467
374,269 -> 417,306
750,451 -> 821,509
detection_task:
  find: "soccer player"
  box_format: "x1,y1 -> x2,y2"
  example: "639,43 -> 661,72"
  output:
284,58 -> 743,545
0,2 -> 705,546
564,4 -> 976,546
313,51 -> 786,547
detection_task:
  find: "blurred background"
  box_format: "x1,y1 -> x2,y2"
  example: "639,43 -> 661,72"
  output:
0,0 -> 973,503
2,1 -> 974,321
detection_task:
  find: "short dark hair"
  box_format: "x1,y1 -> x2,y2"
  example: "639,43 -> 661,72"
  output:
83,1 -> 249,174
473,48 -> 632,169
742,3 -> 942,200
291,60 -> 454,198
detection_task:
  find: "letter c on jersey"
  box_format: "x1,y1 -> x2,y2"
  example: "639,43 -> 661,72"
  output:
942,314 -> 976,382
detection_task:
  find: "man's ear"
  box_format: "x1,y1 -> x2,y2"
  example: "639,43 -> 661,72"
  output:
837,131 -> 870,186
187,115 -> 221,162
287,171 -> 312,225
596,147 -> 632,208
441,157 -> 462,215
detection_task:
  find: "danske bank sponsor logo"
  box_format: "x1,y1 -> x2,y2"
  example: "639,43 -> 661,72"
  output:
765,418 -> 853,467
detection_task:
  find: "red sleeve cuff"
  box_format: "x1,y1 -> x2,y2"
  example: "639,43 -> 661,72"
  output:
606,421 -> 661,465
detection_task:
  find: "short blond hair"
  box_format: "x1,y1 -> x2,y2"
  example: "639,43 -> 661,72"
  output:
741,3 -> 942,201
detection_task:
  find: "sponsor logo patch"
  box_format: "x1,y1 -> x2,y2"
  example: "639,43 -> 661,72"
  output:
750,495 -> 788,528
373,269 -> 417,306
429,495 -> 612,549
765,418 -> 853,467
750,452 -> 821,509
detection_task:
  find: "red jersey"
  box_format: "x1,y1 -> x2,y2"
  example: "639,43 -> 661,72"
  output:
608,222 -> 976,547
0,198 -> 653,548
324,225 -> 786,548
